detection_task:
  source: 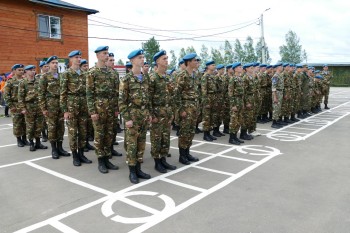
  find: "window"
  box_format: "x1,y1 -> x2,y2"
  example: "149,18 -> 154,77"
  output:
38,15 -> 61,39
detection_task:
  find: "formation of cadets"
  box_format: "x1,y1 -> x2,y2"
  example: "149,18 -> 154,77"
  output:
3,47 -> 333,184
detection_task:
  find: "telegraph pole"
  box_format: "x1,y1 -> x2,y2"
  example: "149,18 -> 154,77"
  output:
261,8 -> 270,63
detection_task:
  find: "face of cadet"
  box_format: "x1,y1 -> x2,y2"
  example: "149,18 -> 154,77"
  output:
14,68 -> 24,77
132,55 -> 145,67
42,65 -> 49,73
97,50 -> 109,62
49,60 -> 59,71
157,55 -> 168,69
106,57 -> 115,68
71,55 -> 82,67
81,64 -> 89,72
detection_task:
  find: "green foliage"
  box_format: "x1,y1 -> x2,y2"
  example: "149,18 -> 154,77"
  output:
233,39 -> 245,62
256,38 -> 271,64
142,37 -> 160,65
222,40 -> 234,65
200,44 -> 210,67
279,30 -> 306,63
243,36 -> 258,63
117,59 -> 124,65
169,50 -> 177,69
211,48 -> 224,64
186,46 -> 197,54
178,48 -> 186,61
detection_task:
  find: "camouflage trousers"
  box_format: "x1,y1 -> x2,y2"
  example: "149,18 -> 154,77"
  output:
46,98 -> 65,142
179,103 -> 198,149
244,95 -> 256,133
113,115 -> 119,140
10,104 -> 25,137
24,103 -> 43,139
266,89 -> 273,113
322,85 -> 330,105
292,92 -> 301,114
281,94 -> 292,116
202,97 -> 218,131
254,91 -> 262,117
222,102 -> 230,127
272,91 -> 283,120
229,103 -> 244,134
150,107 -> 172,159
301,89 -> 310,111
67,99 -> 88,151
86,118 -> 94,139
92,100 -> 114,158
124,108 -> 149,166
259,89 -> 268,115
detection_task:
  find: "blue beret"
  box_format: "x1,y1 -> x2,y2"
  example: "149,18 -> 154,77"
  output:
153,50 -> 166,62
314,70 -> 320,74
226,64 -> 233,69
289,63 -> 295,67
283,63 -> 289,67
68,50 -> 81,58
295,64 -> 302,68
243,63 -> 254,69
80,59 -> 87,66
46,55 -> 58,64
12,64 -> 24,70
259,64 -> 267,67
144,61 -> 149,65
216,64 -> 224,70
323,64 -> 328,67
24,65 -> 36,71
315,75 -> 323,79
94,46 -> 109,53
253,62 -> 260,67
39,61 -> 46,67
109,53 -> 114,57
178,59 -> 185,66
308,66 -> 314,70
274,62 -> 283,67
205,60 -> 215,66
266,65 -> 272,69
125,61 -> 132,68
128,49 -> 144,60
182,53 -> 197,61
232,62 -> 242,69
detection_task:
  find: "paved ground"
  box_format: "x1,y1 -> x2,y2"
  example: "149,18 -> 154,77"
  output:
1,87 -> 350,233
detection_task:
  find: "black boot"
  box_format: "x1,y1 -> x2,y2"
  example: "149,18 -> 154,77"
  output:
212,127 -> 222,137
72,150 -> 81,166
223,125 -> 229,134
261,114 -> 269,123
303,110 -> 311,117
284,116 -> 293,124
22,135 -> 30,146
160,157 -> 176,170
179,148 -> 190,165
268,112 -> 273,121
203,131 -> 213,141
87,135 -> 94,141
186,148 -> 199,162
239,129 -> 251,140
51,141 -> 59,159
116,124 -> 123,133
209,131 -> 217,140
98,157 -> 108,173
129,166 -> 139,184
290,114 -> 299,122
229,133 -> 240,145
325,104 -> 330,109
135,161 -> 151,179
277,118 -> 288,125
41,130 -> 48,142
4,105 -> 9,117
57,141 -> 71,157
35,138 -> 47,149
17,137 -> 25,147
29,139 -> 36,152
271,120 -> 282,128
104,157 -> 119,170
195,123 -> 203,134
111,145 -> 122,156
78,148 -> 92,164
85,141 -> 95,150
154,158 -> 167,173
257,116 -> 263,123
217,126 -> 225,136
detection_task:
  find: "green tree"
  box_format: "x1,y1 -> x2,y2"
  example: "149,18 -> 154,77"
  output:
256,38 -> 271,64
186,46 -> 197,54
142,37 -> 160,65
169,50 -> 177,69
178,48 -> 186,61
200,44 -> 210,67
211,48 -> 224,64
223,40 -> 234,64
243,36 -> 258,63
117,59 -> 124,65
279,30 -> 307,63
233,39 -> 245,62
302,49 -> 308,63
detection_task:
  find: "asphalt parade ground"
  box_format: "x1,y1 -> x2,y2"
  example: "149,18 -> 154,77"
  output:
1,87 -> 350,233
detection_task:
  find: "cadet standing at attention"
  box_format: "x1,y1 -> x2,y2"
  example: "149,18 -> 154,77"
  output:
149,50 -> 177,173
321,64 -> 332,109
271,62 -> 285,128
119,49 -> 152,184
175,53 -> 200,165
60,50 -> 92,166
36,61 -> 49,142
3,64 -> 27,147
38,56 -> 70,159
86,46 -> 119,174
18,65 -> 47,151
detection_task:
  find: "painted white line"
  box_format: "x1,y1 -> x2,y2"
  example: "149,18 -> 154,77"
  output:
190,142 -> 206,148
160,177 -> 206,193
256,128 -> 274,131
25,161 -> 113,196
0,143 -> 17,148
0,156 -> 51,169
193,165 -> 235,176
120,197 -> 160,215
287,126 -> 315,131
275,131 -> 307,135
192,139 -> 234,147
217,154 -> 257,163
0,123 -> 13,126
50,221 -> 79,233
0,127 -> 13,130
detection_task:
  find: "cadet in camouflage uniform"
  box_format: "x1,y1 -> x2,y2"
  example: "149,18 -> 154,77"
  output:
252,63 -> 262,127
266,65 -> 274,121
222,64 -> 232,133
86,46 -> 119,174
214,64 -> 226,137
194,57 -> 203,134
149,50 -> 177,174
172,60 -> 186,134
60,50 -> 92,166
271,63 -> 285,128
119,49 -> 151,184
36,61 -> 49,142
281,63 -> 293,124
38,56 -> 70,159
106,53 -> 122,157
321,64 -> 332,109
228,62 -> 245,145
258,64 -> 269,122
299,65 -> 311,118
290,64 -> 301,121
175,53 -> 200,165
202,60 -> 219,141
18,65 -> 47,151
3,64 -> 27,147
307,67 -> 315,114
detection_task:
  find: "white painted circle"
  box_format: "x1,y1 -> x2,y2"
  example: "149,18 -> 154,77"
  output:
236,145 -> 281,156
266,133 -> 304,141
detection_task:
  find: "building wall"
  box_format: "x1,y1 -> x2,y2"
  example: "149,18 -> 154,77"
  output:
0,0 -> 89,73
314,66 -> 350,87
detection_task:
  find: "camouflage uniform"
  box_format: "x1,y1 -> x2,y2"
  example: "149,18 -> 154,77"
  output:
201,72 -> 218,131
272,72 -> 284,120
321,70 -> 332,106
18,78 -> 43,140
281,71 -> 292,118
175,70 -> 199,149
300,72 -> 310,112
119,71 -> 150,166
259,72 -> 268,117
266,72 -> 273,118
228,74 -> 245,134
195,71 -> 203,128
3,76 -> 26,137
253,73 -> 262,120
291,72 -> 302,116
149,72 -> 173,159
60,68 -> 88,151
242,74 -> 255,133
38,72 -> 65,142
222,73 -> 231,131
111,69 -> 120,144
86,67 -> 118,158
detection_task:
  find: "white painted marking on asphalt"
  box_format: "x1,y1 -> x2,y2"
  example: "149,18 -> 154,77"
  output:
0,127 -> 13,130
160,178 -> 206,192
50,221 -> 79,233
120,197 -> 160,215
217,154 -> 257,163
0,156 -> 51,169
190,142 -> 206,148
288,126 -> 315,131
0,123 -> 13,127
0,143 -> 17,148
25,161 -> 113,196
192,139 -> 233,147
193,165 -> 235,176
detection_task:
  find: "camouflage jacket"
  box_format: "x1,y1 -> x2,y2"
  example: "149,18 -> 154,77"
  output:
175,70 -> 199,113
3,76 -> 23,109
321,71 -> 333,85
38,72 -> 61,111
228,74 -> 245,107
201,72 -> 218,105
149,72 -> 173,119
271,72 -> 284,92
18,78 -> 39,110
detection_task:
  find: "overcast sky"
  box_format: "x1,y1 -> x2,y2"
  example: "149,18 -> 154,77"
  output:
65,0 -> 350,66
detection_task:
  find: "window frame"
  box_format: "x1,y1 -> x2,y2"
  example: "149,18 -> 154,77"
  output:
36,12 -> 63,42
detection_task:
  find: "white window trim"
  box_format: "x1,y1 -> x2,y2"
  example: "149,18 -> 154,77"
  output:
38,14 -> 61,39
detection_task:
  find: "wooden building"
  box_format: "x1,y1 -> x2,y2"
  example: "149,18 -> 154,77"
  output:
0,0 -> 98,73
